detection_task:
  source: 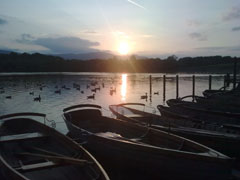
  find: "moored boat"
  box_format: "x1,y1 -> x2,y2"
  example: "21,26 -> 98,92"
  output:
167,98 -> 240,118
110,103 -> 240,158
0,112 -> 109,180
63,104 -> 233,180
158,104 -> 240,126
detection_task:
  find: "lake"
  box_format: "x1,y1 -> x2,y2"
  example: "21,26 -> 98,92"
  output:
0,72 -> 226,133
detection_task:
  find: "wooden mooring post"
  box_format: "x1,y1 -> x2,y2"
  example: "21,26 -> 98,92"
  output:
233,59 -> 237,89
163,75 -> 166,101
192,75 -> 195,101
208,75 -> 212,90
149,75 -> 152,102
176,75 -> 179,99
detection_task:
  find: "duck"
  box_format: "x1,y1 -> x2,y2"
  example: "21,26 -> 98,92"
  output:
91,88 -> 97,93
34,95 -> 41,102
6,96 -> 12,99
87,94 -> 95,99
55,89 -> 61,94
29,92 -> 34,95
141,93 -> 148,99
95,87 -> 101,91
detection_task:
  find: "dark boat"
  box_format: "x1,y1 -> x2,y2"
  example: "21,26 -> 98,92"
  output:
158,104 -> 240,126
109,103 -> 162,125
196,95 -> 240,107
166,98 -> 240,118
63,104 -> 232,180
110,103 -> 240,158
203,89 -> 229,97
203,83 -> 240,97
0,112 -> 109,180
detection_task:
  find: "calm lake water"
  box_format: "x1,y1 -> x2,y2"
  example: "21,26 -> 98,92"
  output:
0,72 -> 226,133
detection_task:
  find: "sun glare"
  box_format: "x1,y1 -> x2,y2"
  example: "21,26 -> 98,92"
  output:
118,41 -> 130,55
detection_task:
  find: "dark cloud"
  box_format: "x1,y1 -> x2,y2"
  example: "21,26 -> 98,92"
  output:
189,32 -> 207,41
0,18 -> 7,25
16,34 -> 35,44
223,7 -> 240,21
33,37 -> 100,53
232,26 -> 240,31
16,35 -> 100,53
195,45 -> 240,52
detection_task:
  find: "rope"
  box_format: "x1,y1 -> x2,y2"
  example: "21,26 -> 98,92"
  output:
45,117 -> 56,129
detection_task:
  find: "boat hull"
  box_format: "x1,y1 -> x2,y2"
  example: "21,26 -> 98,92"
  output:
65,118 -> 232,180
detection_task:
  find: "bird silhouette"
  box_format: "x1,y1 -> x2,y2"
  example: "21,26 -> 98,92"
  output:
141,93 -> 148,99
34,95 -> 41,102
87,94 -> 95,99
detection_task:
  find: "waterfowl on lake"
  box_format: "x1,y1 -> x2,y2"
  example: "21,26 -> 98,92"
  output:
87,94 -> 95,99
140,93 -> 148,99
34,95 -> 41,102
55,89 -> 61,94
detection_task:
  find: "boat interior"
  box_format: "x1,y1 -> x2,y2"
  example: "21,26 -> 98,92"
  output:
0,117 -> 102,180
64,108 -> 212,155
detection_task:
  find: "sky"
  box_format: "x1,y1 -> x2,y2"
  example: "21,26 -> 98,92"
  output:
0,0 -> 240,58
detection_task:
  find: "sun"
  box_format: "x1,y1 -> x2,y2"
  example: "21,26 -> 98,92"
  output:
118,41 -> 130,55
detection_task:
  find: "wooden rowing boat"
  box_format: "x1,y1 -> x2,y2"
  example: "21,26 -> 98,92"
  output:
167,98 -> 240,117
158,104 -> 240,126
0,112 -> 109,180
63,104 -> 233,180
110,103 -> 240,159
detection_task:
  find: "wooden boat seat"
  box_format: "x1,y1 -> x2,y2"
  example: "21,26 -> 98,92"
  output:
15,161 -> 58,172
125,114 -> 144,118
0,132 -> 47,143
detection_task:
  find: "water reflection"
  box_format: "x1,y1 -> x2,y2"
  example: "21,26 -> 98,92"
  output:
121,74 -> 127,101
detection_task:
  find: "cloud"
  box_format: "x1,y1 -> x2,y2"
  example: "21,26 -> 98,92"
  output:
16,34 -> 35,44
232,26 -> 240,31
189,32 -> 207,41
187,20 -> 201,27
195,45 -> 240,52
16,35 -> 100,54
84,30 -> 97,34
223,6 -> 240,21
0,18 -> 7,25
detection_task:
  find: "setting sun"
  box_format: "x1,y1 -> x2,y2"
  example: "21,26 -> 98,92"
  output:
118,41 -> 130,55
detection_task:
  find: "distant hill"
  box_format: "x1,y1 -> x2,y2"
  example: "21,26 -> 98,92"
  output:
56,51 -> 115,60
0,50 -> 12,54
56,51 -> 147,60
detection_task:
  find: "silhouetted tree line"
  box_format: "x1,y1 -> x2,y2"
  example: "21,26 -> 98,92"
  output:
0,52 -> 239,73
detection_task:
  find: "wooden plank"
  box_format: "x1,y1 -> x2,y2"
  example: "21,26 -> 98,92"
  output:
125,114 -> 144,118
15,161 -> 58,172
18,152 -> 93,166
0,132 -> 46,143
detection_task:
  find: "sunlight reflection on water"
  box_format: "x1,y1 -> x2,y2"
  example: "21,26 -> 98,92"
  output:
121,74 -> 127,101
